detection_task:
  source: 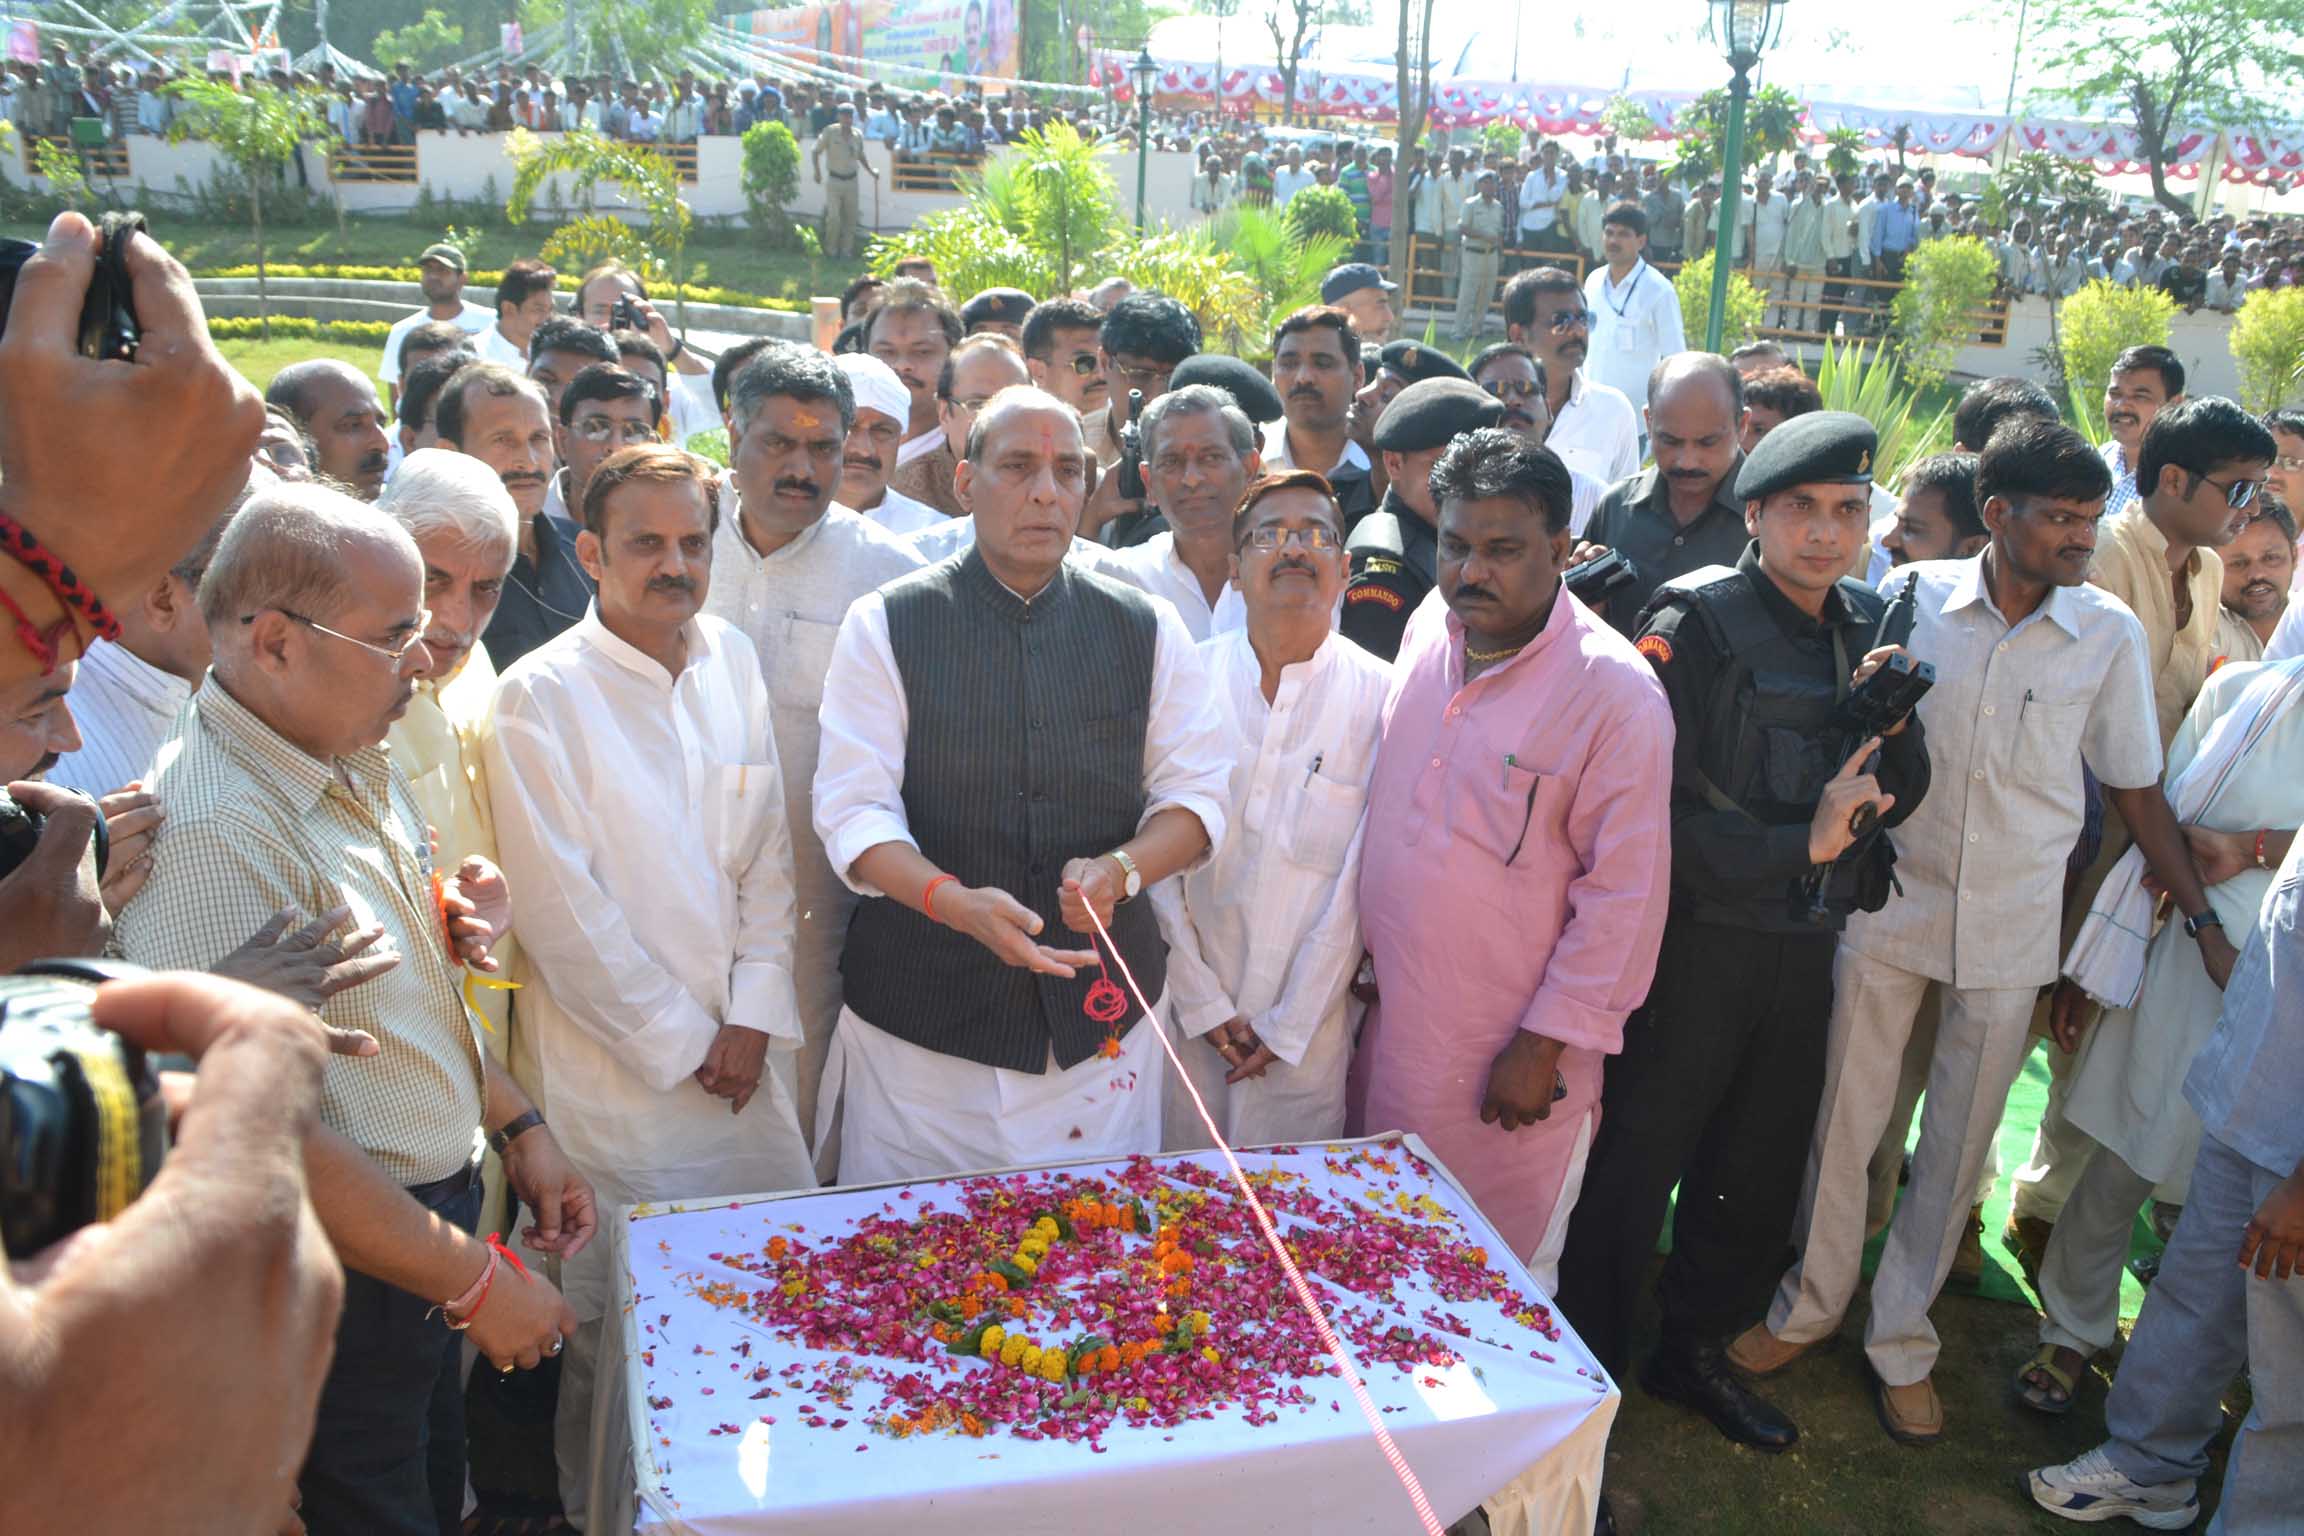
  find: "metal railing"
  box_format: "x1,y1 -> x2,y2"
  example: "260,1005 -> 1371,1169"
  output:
889,153 -> 980,193
328,142 -> 420,184
1399,236 -> 2011,347
22,136 -> 131,181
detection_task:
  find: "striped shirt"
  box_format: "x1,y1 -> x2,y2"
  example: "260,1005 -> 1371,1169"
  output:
117,676 -> 486,1184
45,639 -> 192,798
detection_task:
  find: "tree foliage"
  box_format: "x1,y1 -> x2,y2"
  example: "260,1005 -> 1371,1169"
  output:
2229,286 -> 2304,413
370,8 -> 465,73
2058,279 -> 2178,432
1673,252 -> 1764,347
1892,235 -> 1999,388
515,0 -> 716,78
1283,184 -> 1359,248
1986,150 -> 2108,228
740,121 -> 803,239
2031,0 -> 2304,218
166,79 -> 334,339
505,127 -> 694,323
1265,0 -> 1370,123
1663,84 -> 1805,186
1601,95 -> 1660,144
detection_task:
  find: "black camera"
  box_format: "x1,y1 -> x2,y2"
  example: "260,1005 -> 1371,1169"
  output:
0,786 -> 109,886
1564,547 -> 1637,607
1113,387 -> 1147,503
0,960 -> 168,1258
611,292 -> 641,333
0,209 -> 146,362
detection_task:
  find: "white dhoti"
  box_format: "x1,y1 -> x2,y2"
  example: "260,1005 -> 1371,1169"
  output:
1160,1004 -> 1352,1154
821,1001 -> 1166,1184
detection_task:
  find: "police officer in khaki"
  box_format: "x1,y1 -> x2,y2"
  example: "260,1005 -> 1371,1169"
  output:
812,101 -> 878,261
1454,170 -> 1506,343
1339,375 -> 1504,660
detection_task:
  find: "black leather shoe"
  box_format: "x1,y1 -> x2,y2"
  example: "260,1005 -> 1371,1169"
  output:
1639,1339 -> 1800,1452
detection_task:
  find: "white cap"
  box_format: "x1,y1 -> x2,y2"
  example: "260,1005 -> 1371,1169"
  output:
834,351 -> 911,428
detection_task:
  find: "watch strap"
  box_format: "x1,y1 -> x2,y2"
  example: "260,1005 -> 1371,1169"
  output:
2184,908 -> 2225,938
488,1108 -> 546,1157
1106,847 -> 1142,901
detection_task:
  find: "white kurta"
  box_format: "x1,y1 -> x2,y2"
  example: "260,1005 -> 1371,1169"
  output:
1101,531 -> 1246,642
2065,658 -> 2304,1190
45,639 -> 191,798
483,608 -> 815,1322
811,561 -> 1236,1182
854,486 -> 946,537
1151,629 -> 1391,1151
700,504 -> 926,1171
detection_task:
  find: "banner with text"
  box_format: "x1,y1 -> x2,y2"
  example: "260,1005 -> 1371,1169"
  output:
730,0 -> 1021,83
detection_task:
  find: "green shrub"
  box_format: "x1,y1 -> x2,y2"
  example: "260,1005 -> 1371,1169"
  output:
1673,251 -> 1765,348
1282,185 -> 1358,249
1816,337 -> 1953,492
2059,280 -> 2176,435
1891,235 -> 1998,388
207,316 -> 395,343
2229,286 -> 2304,414
740,121 -> 802,239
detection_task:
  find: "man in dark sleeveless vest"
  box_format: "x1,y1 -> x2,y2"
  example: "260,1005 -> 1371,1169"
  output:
811,384 -> 1233,1182
1555,412 -> 1934,1470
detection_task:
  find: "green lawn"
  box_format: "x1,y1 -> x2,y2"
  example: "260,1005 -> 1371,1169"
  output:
215,335 -> 368,393
0,214 -> 837,304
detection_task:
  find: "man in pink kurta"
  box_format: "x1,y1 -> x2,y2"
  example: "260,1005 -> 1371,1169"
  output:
1349,456 -> 1673,1281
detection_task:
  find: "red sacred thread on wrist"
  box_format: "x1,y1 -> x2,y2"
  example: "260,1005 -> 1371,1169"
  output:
923,873 -> 958,923
485,1231 -> 530,1278
438,1246 -> 498,1329
2257,829 -> 2271,869
0,510 -> 122,645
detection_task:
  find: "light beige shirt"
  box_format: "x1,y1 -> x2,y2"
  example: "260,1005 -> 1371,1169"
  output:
120,676 -> 486,1183
1458,195 -> 1505,248
2217,607 -> 2269,668
2088,505 -> 2225,747
1844,556 -> 2162,991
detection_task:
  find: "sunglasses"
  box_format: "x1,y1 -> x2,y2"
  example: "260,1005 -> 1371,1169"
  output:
1482,378 -> 1541,401
2191,471 -> 2264,511
1548,307 -> 1596,332
1243,526 -> 1341,551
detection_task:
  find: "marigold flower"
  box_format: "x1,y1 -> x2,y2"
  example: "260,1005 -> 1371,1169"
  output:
1020,1344 -> 1044,1372
1040,1350 -> 1068,1381
979,1325 -> 1006,1359
1188,1310 -> 1211,1337
1099,1345 -> 1121,1373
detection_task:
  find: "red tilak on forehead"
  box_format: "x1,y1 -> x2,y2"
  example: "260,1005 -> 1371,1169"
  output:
795,408 -> 821,431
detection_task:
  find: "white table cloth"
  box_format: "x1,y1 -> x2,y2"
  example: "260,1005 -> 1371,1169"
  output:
600,1133 -> 1616,1535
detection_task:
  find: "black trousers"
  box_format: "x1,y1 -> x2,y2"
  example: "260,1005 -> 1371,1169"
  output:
299,1164 -> 483,1536
1554,919 -> 1836,1379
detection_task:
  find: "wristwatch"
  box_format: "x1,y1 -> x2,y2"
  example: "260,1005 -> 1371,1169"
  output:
2183,909 -> 2225,940
1104,848 -> 1142,903
487,1108 -> 547,1157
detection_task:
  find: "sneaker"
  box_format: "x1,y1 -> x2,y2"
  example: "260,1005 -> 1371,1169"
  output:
2027,1446 -> 2199,1529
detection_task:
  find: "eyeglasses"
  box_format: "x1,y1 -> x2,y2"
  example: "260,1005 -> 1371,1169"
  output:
244,607 -> 431,664
1482,377 -> 1541,401
947,395 -> 998,415
1054,351 -> 1100,377
1110,359 -> 1175,390
572,416 -> 661,445
2191,471 -> 2264,510
1547,307 -> 1596,332
2277,455 -> 2304,472
1243,526 -> 1341,551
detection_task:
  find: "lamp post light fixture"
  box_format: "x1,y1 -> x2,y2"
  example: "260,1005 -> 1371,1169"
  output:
1132,46 -> 1158,231
1704,0 -> 1789,354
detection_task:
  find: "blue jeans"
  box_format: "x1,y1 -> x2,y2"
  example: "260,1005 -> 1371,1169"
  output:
2102,1133 -> 2302,1534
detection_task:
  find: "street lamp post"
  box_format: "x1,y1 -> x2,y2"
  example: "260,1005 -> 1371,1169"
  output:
1132,47 -> 1159,231
1704,0 -> 1789,354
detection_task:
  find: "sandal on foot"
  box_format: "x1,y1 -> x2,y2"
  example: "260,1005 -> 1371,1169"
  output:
2014,1342 -> 2084,1416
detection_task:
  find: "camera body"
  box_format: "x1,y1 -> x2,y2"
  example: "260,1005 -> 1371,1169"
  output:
1563,547 -> 1637,607
611,293 -> 641,333
1113,388 -> 1147,503
0,209 -> 146,362
0,787 -> 109,885
0,961 -> 167,1258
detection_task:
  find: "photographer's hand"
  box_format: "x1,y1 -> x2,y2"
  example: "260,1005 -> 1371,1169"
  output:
1,973 -> 342,1532
0,780 -> 106,969
0,213 -> 264,688
211,905 -> 398,1044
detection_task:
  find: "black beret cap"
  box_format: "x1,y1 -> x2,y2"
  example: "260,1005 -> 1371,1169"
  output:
1733,409 -> 1877,502
1377,338 -> 1469,385
960,287 -> 1036,328
1169,353 -> 1285,424
1372,377 -> 1503,452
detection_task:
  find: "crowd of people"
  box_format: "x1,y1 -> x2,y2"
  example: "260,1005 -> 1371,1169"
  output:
2,133 -> 2302,1536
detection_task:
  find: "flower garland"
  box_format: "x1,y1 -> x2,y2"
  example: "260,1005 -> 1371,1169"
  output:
673,1144 -> 1567,1453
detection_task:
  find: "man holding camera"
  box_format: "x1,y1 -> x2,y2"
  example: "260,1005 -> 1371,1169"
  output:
1554,413 -> 1931,1460
116,485 -> 594,1534
1738,421 -> 2226,1447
